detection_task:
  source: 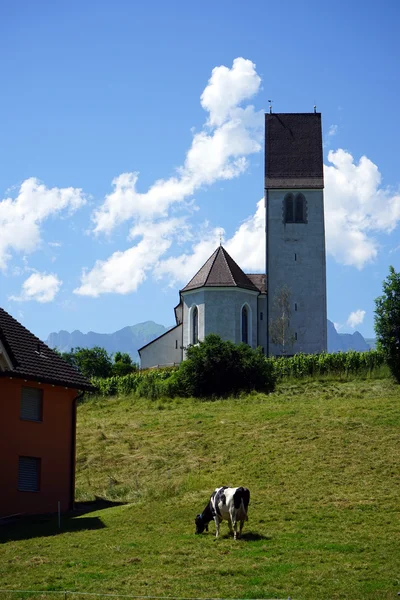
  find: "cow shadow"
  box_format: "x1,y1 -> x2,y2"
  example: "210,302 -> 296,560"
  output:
240,531 -> 272,541
211,531 -> 271,541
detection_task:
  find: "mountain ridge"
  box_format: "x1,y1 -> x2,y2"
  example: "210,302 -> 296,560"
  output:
46,319 -> 374,359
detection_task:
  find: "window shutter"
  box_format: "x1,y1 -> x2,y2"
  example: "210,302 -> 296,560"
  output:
21,387 -> 42,421
18,457 -> 40,492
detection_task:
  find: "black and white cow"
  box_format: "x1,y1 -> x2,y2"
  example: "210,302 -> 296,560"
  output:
195,486 -> 250,539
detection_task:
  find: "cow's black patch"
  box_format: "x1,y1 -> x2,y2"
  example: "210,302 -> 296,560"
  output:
214,486 -> 228,518
233,487 -> 250,510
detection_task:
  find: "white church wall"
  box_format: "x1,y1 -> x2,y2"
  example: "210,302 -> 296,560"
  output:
182,290 -> 206,352
267,188 -> 327,355
202,288 -> 259,348
139,324 -> 183,369
257,295 -> 268,353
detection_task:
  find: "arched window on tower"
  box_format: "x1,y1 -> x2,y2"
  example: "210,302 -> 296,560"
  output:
284,194 -> 294,223
192,306 -> 198,345
295,194 -> 306,222
241,305 -> 249,344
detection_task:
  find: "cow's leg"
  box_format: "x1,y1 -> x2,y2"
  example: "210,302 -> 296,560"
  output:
239,520 -> 244,538
228,519 -> 233,536
231,514 -> 238,540
214,517 -> 221,538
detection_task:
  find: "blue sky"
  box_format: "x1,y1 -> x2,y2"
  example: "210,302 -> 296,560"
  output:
1,0 -> 399,341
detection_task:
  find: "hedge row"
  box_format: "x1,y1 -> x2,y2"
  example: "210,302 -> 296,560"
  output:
273,350 -> 385,379
90,350 -> 386,398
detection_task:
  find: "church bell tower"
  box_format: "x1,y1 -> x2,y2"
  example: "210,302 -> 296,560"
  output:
265,112 -> 327,355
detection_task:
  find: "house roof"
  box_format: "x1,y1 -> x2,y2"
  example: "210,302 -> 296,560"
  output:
246,274 -> 266,294
181,246 -> 260,293
0,308 -> 92,390
265,113 -> 324,189
138,323 -> 182,354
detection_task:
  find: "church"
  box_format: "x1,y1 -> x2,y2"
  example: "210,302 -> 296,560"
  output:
139,112 -> 327,368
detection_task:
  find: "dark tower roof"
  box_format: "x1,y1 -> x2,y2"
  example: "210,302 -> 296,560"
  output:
0,308 -> 92,390
181,246 -> 260,293
265,113 -> 324,189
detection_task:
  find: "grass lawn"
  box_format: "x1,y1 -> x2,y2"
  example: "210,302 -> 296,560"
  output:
1,377 -> 400,599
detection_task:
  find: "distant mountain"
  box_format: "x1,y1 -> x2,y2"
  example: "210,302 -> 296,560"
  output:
365,338 -> 377,350
46,321 -> 171,360
47,319 -> 372,360
327,320 -> 370,353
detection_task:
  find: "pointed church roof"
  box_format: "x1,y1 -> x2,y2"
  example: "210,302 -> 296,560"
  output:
181,246 -> 260,293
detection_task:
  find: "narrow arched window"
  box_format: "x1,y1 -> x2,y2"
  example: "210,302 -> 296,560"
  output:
295,194 -> 305,222
284,194 -> 294,223
192,306 -> 198,345
242,305 -> 248,344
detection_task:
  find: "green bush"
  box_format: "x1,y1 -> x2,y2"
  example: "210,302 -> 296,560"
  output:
165,334 -> 276,398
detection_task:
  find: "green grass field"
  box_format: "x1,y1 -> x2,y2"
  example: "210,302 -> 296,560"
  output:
1,376 -> 400,600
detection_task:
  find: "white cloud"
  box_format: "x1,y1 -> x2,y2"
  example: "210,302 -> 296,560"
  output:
324,149 -> 400,269
328,124 -> 338,137
74,218 -> 187,296
200,57 -> 261,127
9,272 -> 62,303
347,309 -> 366,328
154,198 -> 265,286
92,57 -> 263,235
0,178 -> 86,270
74,58 -> 400,298
333,322 -> 344,332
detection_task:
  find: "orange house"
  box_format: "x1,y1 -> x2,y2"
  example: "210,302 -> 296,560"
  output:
0,308 -> 92,519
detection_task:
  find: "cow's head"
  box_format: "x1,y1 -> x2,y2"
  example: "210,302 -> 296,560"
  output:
195,513 -> 206,534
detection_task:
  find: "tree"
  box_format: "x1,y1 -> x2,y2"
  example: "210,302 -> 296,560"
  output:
112,352 -> 138,376
60,346 -> 113,379
374,266 -> 400,382
269,286 -> 295,356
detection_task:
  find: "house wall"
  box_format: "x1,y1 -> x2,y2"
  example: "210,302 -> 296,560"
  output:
139,324 -> 183,369
0,378 -> 78,518
266,188 -> 327,355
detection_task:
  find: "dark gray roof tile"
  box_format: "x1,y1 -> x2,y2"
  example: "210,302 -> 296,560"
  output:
181,246 -> 260,293
265,113 -> 324,187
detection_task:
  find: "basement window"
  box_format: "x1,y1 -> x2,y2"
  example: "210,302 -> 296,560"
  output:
20,387 -> 43,422
18,456 -> 41,492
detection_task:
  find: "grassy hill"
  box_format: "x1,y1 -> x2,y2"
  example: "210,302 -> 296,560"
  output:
1,377 -> 400,599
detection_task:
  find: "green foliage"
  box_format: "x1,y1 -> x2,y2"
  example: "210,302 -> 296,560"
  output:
273,350 -> 386,380
168,334 -> 276,398
112,351 -> 138,376
58,347 -> 139,379
374,265 -> 400,382
91,367 -> 176,398
60,346 -> 113,378
90,348 -> 386,399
